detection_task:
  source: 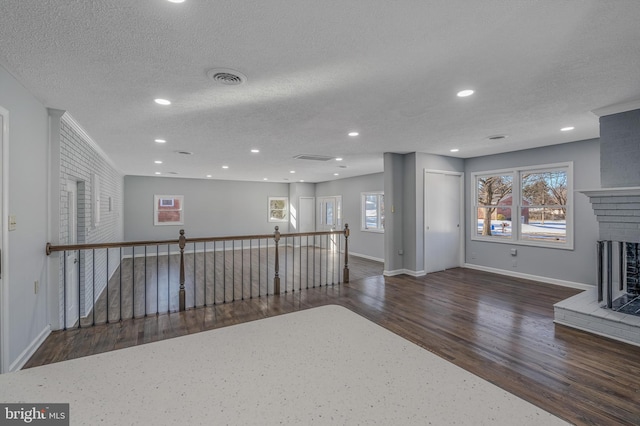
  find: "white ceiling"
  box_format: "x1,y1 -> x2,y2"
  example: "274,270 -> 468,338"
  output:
1,1 -> 639,183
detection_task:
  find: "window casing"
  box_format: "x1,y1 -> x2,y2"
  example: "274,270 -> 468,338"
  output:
268,197 -> 288,223
471,162 -> 573,249
361,192 -> 384,232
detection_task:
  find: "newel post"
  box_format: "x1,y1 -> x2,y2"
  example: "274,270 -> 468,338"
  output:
273,226 -> 281,295
343,223 -> 350,283
179,229 -> 186,311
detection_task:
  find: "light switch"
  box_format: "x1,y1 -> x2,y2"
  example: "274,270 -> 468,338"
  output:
8,215 -> 16,231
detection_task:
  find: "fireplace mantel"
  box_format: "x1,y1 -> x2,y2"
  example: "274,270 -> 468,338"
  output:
580,187 -> 640,242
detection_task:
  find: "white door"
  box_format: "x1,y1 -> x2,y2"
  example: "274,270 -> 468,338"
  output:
425,171 -> 462,273
318,196 -> 342,251
0,111 -> 5,372
299,197 -> 315,233
65,181 -> 79,328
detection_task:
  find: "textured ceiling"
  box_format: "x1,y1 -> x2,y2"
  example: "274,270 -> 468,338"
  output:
1,0 -> 639,182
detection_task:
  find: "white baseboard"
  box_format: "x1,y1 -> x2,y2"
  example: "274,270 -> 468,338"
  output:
463,263 -> 593,291
350,252 -> 384,263
383,269 -> 426,277
9,325 -> 51,372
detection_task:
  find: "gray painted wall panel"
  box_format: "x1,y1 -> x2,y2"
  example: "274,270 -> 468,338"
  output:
600,109 -> 640,188
0,64 -> 49,368
315,173 -> 384,261
124,176 -> 290,241
464,139 -> 600,285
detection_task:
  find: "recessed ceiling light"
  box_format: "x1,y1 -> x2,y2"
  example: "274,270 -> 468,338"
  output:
155,139 -> 166,143
154,160 -> 163,164
263,178 -> 268,181
155,172 -> 161,175
300,180 -> 305,183
335,157 -> 343,161
154,98 -> 171,106
450,148 -> 460,152
348,132 -> 359,137
206,174 -> 212,178
222,165 -> 229,169
167,0 -> 185,3
457,89 -> 474,97
561,126 -> 575,132
251,149 -> 260,153
290,170 -> 296,174
334,173 -> 339,176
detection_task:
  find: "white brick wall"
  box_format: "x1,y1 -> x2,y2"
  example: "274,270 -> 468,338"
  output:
59,114 -> 123,322
586,191 -> 640,241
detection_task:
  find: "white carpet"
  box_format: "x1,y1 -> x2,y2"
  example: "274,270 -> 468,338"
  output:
0,305 -> 568,425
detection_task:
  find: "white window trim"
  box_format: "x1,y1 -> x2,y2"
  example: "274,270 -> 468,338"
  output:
471,162 -> 573,250
361,191 -> 384,233
268,196 -> 288,223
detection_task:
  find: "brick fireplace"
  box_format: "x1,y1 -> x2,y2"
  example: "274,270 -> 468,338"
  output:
554,106 -> 640,346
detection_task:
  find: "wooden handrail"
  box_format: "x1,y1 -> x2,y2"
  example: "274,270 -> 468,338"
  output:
47,225 -> 350,314
45,229 -> 347,255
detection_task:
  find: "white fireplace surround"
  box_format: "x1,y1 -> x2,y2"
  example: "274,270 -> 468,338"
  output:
580,187 -> 640,242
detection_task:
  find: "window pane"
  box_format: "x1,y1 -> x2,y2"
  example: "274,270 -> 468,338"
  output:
325,203 -> 334,225
477,175 -> 513,206
522,171 -> 567,207
270,209 -> 286,220
270,199 -> 286,210
476,207 -> 511,238
521,207 -> 566,243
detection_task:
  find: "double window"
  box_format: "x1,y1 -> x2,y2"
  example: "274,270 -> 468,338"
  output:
472,162 -> 572,249
268,197 -> 288,222
361,192 -> 384,232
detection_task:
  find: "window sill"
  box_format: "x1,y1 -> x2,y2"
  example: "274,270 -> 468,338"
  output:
470,236 -> 574,250
361,228 -> 384,234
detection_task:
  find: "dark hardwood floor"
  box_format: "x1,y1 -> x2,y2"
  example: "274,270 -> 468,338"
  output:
26,267 -> 640,425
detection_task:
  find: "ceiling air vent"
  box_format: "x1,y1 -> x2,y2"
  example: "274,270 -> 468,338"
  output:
206,68 -> 247,85
487,134 -> 508,141
293,154 -> 335,161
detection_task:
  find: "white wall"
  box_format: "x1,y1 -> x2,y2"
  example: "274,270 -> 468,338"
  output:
124,176 -> 290,241
464,139 -> 600,286
315,173 -> 384,261
0,64 -> 50,371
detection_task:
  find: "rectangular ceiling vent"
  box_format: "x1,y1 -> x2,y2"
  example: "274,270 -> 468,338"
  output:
293,154 -> 334,161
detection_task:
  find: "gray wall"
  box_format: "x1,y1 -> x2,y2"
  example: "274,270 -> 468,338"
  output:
124,176 -> 290,241
315,173 -> 384,261
600,109 -> 640,188
464,139 -> 600,285
0,64 -> 49,371
288,182 -> 315,232
384,152 -> 464,274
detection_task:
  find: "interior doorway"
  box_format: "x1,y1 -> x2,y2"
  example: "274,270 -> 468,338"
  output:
424,170 -> 463,273
65,181 -> 79,328
318,196 -> 342,251
0,106 -> 8,373
299,197 -> 315,233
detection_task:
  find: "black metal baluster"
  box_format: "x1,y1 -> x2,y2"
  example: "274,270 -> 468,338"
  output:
63,250 -> 67,330
119,247 -> 122,321
204,242 -> 207,307
313,235 -> 316,288
194,242 -> 197,308
77,249 -> 81,328
144,246 -> 147,316
258,239 -> 262,297
156,245 -> 159,315
285,236 -> 288,294
266,238 -> 269,295
249,239 -> 253,299
92,249 -> 95,326
132,246 -> 135,319
241,240 -> 244,300
106,248 -> 109,324
223,242 -> 227,303
232,241 -> 236,301
306,236 -> 309,289
167,244 -> 170,313
213,241 -> 217,304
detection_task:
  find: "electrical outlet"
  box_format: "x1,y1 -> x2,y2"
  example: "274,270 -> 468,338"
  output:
471,252 -> 477,260
512,260 -> 517,268
34,280 -> 39,294
398,249 -> 404,255
8,215 -> 16,231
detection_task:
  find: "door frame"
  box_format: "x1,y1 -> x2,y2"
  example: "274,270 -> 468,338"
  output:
0,106 -> 9,373
424,169 -> 465,273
